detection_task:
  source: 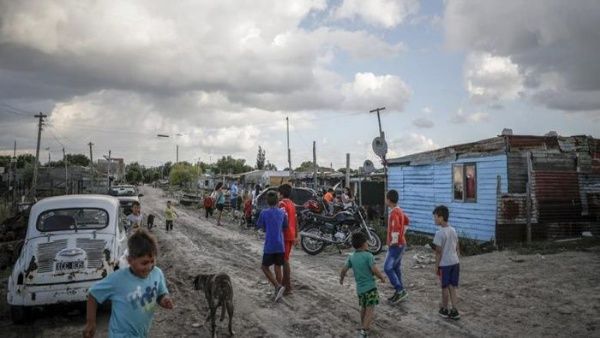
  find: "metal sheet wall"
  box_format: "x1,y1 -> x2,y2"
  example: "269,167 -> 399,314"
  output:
389,154 -> 508,241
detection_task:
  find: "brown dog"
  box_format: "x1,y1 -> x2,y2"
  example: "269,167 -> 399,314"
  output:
193,273 -> 235,337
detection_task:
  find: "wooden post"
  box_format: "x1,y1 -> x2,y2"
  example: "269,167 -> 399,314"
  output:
345,153 -> 350,188
526,152 -> 533,243
313,141 -> 317,189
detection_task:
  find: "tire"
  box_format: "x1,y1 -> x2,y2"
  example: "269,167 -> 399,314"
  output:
11,305 -> 29,324
300,227 -> 325,255
366,229 -> 383,255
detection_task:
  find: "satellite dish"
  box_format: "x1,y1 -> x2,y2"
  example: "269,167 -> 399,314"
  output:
372,136 -> 388,158
363,160 -> 375,174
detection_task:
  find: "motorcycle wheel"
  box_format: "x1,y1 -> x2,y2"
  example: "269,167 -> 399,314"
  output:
300,227 -> 325,255
366,229 -> 383,255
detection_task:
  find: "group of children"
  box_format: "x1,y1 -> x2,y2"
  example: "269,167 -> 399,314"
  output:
341,189 -> 461,337
84,186 -> 460,337
125,200 -> 178,233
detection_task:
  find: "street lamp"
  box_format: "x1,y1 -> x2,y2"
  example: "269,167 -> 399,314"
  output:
156,133 -> 183,163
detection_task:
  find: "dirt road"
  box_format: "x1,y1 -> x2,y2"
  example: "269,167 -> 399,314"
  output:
1,185 -> 599,337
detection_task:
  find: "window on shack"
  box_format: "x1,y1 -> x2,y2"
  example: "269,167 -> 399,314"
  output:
453,163 -> 477,202
37,208 -> 109,232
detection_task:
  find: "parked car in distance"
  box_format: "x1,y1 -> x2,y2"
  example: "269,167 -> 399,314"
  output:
252,187 -> 324,226
7,195 -> 129,323
109,185 -> 143,215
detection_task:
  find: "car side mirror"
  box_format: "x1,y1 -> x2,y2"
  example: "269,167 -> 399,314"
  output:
138,194 -> 144,197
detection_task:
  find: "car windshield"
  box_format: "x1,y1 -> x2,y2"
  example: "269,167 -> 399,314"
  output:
37,208 -> 109,232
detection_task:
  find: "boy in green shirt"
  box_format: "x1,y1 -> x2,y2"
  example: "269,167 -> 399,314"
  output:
164,200 -> 177,232
340,232 -> 386,338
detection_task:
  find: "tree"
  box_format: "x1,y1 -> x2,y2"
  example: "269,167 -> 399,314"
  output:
295,161 -> 316,172
256,146 -> 266,170
264,161 -> 277,171
214,156 -> 253,174
66,154 -> 90,167
169,162 -> 201,187
125,162 -> 144,184
16,154 -> 36,169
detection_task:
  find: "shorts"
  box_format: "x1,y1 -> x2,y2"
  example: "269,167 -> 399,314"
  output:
262,253 -> 284,267
358,288 -> 379,308
439,264 -> 460,288
284,240 -> 294,261
230,198 -> 238,210
216,203 -> 224,211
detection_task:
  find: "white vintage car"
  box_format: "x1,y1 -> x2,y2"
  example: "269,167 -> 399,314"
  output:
7,195 -> 129,323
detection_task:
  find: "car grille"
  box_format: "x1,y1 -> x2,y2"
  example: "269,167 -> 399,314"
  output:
76,238 -> 107,269
37,239 -> 68,273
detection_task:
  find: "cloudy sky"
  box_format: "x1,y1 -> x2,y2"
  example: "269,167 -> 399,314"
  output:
1,0 -> 599,169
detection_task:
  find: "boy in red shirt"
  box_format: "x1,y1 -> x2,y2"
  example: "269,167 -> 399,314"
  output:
384,189 -> 410,303
278,184 -> 298,295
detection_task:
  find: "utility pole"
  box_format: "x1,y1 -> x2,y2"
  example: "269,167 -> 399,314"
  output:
370,106 -> 388,221
176,145 -> 179,163
345,153 -> 350,188
45,147 -> 51,164
88,142 -> 94,192
312,141 -> 317,189
11,141 -> 16,203
63,147 -> 68,194
370,107 -> 386,138
32,112 -> 47,198
286,116 -> 292,172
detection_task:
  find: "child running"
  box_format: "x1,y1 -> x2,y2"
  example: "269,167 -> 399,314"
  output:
340,232 -> 386,338
384,189 -> 410,303
432,205 -> 461,320
203,193 -> 214,219
256,191 -> 288,302
83,229 -> 174,337
278,183 -> 298,295
164,200 -> 177,232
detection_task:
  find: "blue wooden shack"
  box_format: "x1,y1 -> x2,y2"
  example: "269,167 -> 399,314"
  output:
387,134 -> 600,243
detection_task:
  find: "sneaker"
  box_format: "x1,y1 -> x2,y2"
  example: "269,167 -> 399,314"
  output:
390,290 -> 408,303
274,285 -> 286,302
358,329 -> 369,338
448,308 -> 460,320
438,307 -> 449,318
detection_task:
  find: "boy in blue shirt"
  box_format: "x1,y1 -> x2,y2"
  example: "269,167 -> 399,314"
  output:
256,191 -> 288,302
340,232 -> 386,338
83,229 -> 174,337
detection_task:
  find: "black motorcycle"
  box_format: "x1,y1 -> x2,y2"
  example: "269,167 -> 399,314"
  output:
299,204 -> 383,255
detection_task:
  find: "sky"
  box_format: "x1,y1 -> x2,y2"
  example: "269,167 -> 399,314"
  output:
0,0 -> 599,170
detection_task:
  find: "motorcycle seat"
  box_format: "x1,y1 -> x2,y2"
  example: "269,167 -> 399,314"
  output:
312,213 -> 338,223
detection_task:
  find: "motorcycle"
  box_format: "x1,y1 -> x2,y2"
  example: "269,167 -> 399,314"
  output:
299,203 -> 383,255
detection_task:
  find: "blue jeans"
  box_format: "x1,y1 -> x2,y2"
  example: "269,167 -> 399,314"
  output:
384,245 -> 405,291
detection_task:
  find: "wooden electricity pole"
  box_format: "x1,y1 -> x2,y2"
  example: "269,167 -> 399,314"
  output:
345,153 -> 350,188
88,142 -> 95,191
63,147 -> 68,194
313,141 -> 318,189
32,112 -> 47,198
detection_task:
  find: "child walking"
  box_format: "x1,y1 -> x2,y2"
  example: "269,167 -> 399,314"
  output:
278,184 -> 298,296
384,189 -> 410,303
256,191 -> 288,302
340,232 -> 386,338
243,194 -> 253,228
203,193 -> 214,218
83,229 -> 174,337
432,205 -> 461,320
164,200 -> 177,232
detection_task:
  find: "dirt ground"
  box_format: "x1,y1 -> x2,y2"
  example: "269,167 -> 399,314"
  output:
1,185 -> 599,337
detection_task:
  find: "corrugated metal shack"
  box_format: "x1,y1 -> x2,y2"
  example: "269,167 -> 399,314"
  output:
388,134 -> 600,244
